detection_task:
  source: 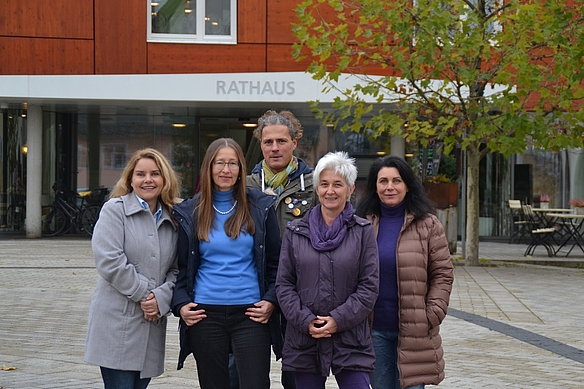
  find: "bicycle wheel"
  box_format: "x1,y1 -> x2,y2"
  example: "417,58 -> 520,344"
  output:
42,206 -> 67,236
81,205 -> 101,236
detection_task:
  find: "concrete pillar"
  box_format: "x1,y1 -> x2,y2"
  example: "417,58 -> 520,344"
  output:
568,148 -> 584,201
88,114 -> 101,190
26,105 -> 43,238
390,136 -> 405,158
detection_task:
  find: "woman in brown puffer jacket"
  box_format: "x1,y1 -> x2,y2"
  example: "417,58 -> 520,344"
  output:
356,156 -> 454,389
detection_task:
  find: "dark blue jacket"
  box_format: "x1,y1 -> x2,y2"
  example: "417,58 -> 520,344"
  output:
171,187 -> 283,370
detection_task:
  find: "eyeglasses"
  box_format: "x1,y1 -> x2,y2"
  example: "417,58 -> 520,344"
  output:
213,161 -> 240,171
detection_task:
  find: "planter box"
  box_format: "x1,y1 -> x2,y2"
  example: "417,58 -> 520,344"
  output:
423,182 -> 459,208
436,207 -> 458,254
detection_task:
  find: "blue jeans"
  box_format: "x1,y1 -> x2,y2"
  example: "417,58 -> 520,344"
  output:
100,367 -> 150,389
294,370 -> 370,389
187,304 -> 271,389
370,330 -> 424,389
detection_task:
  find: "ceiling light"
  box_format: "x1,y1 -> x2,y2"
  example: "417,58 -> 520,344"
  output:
376,151 -> 386,156
184,0 -> 192,13
172,123 -> 186,128
405,153 -> 414,158
151,1 -> 160,6
243,123 -> 257,128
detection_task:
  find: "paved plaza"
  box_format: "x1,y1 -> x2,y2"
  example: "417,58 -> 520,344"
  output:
0,236 -> 583,388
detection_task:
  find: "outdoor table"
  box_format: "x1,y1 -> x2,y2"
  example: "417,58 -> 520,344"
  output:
531,208 -> 573,213
531,208 -> 573,227
546,213 -> 584,256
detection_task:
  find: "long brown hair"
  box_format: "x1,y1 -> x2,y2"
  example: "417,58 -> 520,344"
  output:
196,138 -> 255,241
110,148 -> 180,214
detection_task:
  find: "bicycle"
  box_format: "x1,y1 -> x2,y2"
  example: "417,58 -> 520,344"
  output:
6,194 -> 26,231
42,185 -> 109,237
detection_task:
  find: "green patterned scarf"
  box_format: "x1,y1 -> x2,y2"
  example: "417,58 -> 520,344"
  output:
262,157 -> 298,194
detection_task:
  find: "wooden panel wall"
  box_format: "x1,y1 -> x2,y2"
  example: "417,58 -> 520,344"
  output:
267,0 -> 302,44
0,0 -> 93,39
0,38 -> 94,75
148,43 -> 266,73
0,0 -> 310,75
238,0 -> 267,43
266,44 -> 308,72
95,0 -> 148,74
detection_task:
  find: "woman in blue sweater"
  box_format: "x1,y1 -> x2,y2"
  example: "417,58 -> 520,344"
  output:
171,138 -> 282,389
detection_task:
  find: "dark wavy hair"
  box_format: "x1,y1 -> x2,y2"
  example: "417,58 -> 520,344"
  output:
254,110 -> 303,141
356,155 -> 435,220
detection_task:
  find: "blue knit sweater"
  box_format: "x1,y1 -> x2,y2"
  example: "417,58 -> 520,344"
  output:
195,189 -> 260,305
373,200 -> 405,332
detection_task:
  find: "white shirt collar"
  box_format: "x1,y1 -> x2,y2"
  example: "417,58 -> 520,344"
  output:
135,194 -> 163,223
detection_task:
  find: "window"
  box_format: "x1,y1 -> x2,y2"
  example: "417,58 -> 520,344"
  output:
148,0 -> 237,44
102,144 -> 128,170
413,0 -> 502,45
461,0 -> 503,39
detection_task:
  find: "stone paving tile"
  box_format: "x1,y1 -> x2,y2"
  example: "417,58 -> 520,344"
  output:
1,238 -> 583,388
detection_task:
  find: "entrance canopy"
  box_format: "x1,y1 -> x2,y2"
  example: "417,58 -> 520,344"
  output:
0,72 -> 382,115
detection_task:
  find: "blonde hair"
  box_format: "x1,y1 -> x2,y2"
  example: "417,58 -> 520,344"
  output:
196,138 -> 255,241
110,148 -> 180,214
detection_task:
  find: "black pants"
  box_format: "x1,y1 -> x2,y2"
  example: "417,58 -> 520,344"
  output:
187,304 -> 271,389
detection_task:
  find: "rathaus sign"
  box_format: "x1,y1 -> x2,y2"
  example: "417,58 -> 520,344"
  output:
216,80 -> 296,96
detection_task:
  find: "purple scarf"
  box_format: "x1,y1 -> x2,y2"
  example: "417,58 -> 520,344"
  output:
308,203 -> 354,252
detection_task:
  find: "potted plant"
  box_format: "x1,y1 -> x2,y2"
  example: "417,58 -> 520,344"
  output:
539,194 -> 550,209
569,198 -> 584,214
422,152 -> 459,209
423,174 -> 459,209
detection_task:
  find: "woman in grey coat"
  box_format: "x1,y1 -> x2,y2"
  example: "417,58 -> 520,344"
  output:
276,151 -> 379,389
84,148 -> 180,389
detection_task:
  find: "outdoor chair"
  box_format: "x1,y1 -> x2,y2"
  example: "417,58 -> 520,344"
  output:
522,204 -> 556,257
508,200 -> 528,243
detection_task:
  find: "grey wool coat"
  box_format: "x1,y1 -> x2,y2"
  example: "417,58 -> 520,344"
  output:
84,193 -> 179,379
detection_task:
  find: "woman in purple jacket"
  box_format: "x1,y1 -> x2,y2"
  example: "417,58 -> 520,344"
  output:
276,151 -> 379,389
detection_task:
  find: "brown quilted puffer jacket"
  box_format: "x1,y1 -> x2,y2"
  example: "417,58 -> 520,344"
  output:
368,212 -> 454,388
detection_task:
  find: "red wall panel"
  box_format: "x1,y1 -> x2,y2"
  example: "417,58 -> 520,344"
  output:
148,43 -> 267,74
267,44 -> 308,72
95,0 -> 148,74
0,37 -> 94,75
238,0 -> 267,43
0,0 -> 93,39
267,0 -> 302,44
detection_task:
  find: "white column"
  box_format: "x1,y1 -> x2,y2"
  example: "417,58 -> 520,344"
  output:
26,105 -> 43,238
568,148 -> 584,201
390,136 -> 405,158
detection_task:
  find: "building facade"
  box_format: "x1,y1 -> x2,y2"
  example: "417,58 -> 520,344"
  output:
1,0 -> 583,238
